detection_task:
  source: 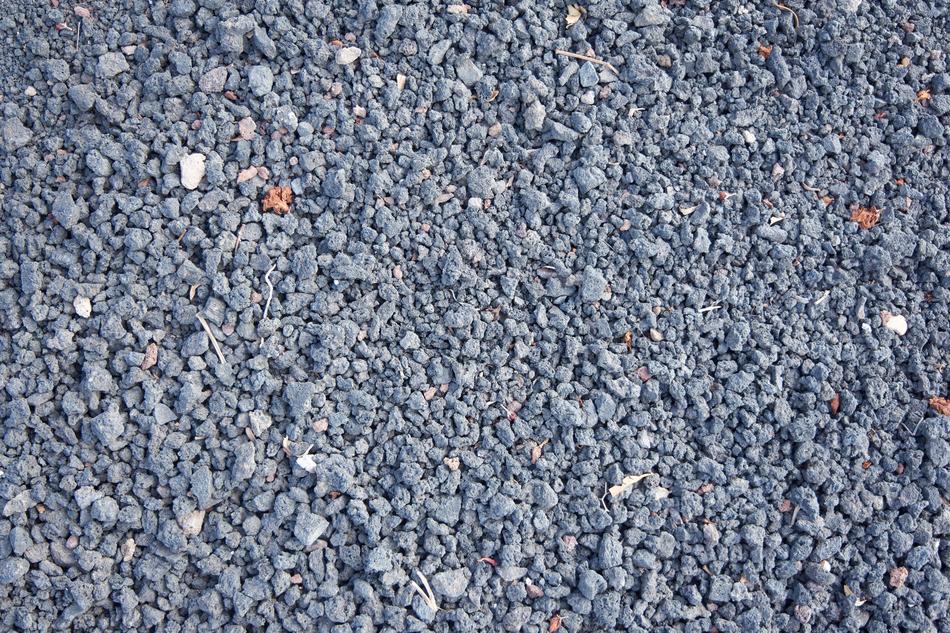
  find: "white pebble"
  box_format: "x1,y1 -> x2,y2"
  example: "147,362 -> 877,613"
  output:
336,47 -> 362,65
73,296 -> 92,318
179,153 -> 206,190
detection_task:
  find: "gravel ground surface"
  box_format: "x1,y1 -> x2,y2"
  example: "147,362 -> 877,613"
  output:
1,1 -> 949,631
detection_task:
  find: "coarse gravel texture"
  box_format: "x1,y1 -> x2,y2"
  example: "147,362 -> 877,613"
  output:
0,0 -> 948,632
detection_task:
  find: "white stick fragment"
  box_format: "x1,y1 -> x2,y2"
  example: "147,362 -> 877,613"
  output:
196,314 -> 227,366
259,264 -> 277,346
698,304 -> 721,313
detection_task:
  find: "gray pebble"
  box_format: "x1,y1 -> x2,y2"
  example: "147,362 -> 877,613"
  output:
97,52 -> 129,78
431,568 -> 469,601
0,558 -> 29,584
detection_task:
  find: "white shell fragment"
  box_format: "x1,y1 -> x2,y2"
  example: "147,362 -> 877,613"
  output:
881,311 -> 908,336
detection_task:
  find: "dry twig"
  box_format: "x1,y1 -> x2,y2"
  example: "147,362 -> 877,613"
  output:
554,49 -> 619,76
773,2 -> 800,29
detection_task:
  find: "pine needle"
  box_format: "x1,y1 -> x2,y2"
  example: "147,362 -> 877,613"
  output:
410,569 -> 439,612
196,315 -> 227,366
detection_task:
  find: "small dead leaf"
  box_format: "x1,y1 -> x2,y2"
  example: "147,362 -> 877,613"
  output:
423,386 -> 437,401
237,166 -> 259,183
608,472 -> 656,497
262,186 -> 293,215
443,456 -> 460,471
757,44 -> 773,59
698,482 -> 714,494
862,460 -> 872,470
624,331 -> 633,352
821,195 -> 834,205
526,582 -> 544,598
653,486 -> 670,500
880,311 -> 908,336
223,90 -> 238,101
120,537 -> 136,562
531,439 -> 548,465
929,396 -> 950,416
829,393 -> 840,416
477,556 -> 497,566
548,614 -> 562,633
915,89 -> 931,103
843,584 -> 853,597
296,453 -> 317,473
289,574 -> 303,584
566,4 -> 584,27
850,205 -> 880,229
141,343 -> 159,370
889,566 -> 908,588
779,499 -> 793,512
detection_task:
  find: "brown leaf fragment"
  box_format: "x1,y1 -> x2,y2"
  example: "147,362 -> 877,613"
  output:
609,472 -> 656,497
237,166 -> 259,183
566,4 -> 584,27
757,44 -> 773,60
74,6 -> 91,18
821,195 -> 834,205
895,463 -> 905,475
929,396 -> 950,416
223,90 -> 238,101
698,482 -> 714,494
548,614 -> 562,633
141,343 -> 158,370
624,330 -> 633,352
531,439 -> 548,465
829,393 -> 840,416
290,574 -> 303,584
915,89 -> 931,103
889,566 -> 908,588
862,460 -> 872,470
850,205 -> 880,229
526,582 -> 544,598
423,386 -> 437,401
262,186 -> 293,215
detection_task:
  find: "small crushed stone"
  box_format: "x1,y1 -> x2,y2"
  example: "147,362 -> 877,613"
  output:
0,1 -> 948,632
